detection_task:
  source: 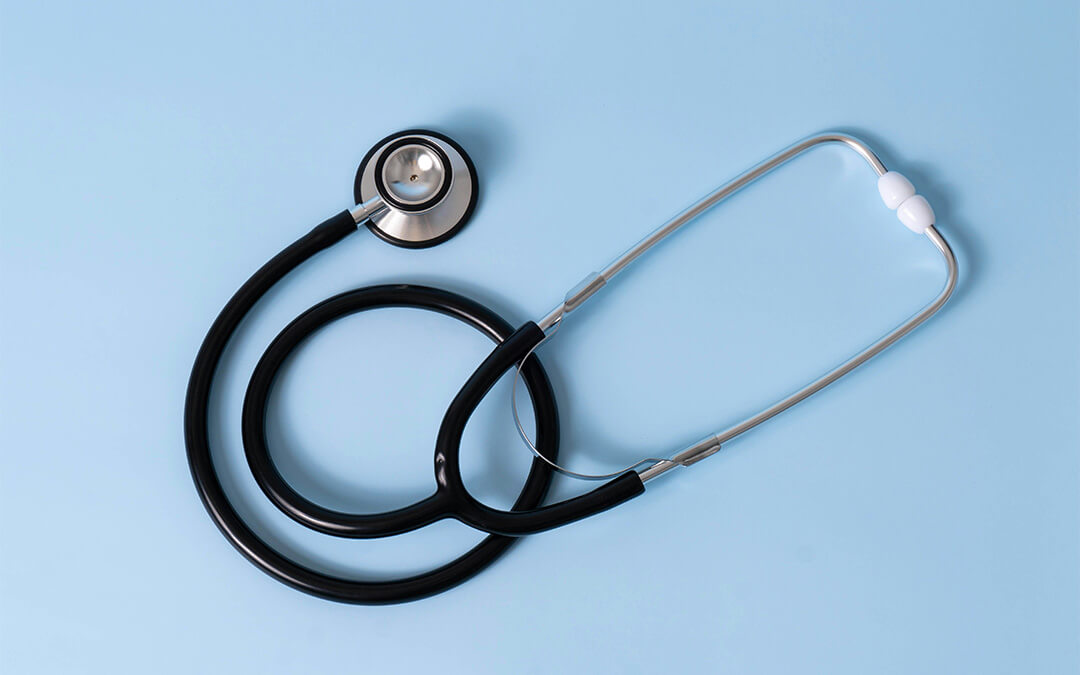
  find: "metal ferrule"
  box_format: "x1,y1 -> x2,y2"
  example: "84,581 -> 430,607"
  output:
638,436 -> 722,482
349,195 -> 388,225
538,272 -> 606,332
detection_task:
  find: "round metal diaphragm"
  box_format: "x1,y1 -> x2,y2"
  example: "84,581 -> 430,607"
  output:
354,130 -> 478,248
381,143 -> 446,206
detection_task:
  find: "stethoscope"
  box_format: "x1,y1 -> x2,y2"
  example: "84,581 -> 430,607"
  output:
185,128 -> 958,604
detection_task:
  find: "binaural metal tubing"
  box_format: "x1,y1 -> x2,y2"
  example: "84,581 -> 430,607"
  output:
638,224 -> 957,482
516,132 -> 958,483
538,133 -> 889,331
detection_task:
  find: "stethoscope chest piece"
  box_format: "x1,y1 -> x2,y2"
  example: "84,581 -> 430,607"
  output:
354,129 -> 478,248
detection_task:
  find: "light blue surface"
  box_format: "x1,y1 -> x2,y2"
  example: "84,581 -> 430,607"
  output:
1,1 -> 1077,673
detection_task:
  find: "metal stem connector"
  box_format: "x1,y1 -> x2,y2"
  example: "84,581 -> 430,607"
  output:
349,195 -> 388,225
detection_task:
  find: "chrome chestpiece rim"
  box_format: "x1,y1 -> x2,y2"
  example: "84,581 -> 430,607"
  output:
379,141 -> 448,207
354,129 -> 478,248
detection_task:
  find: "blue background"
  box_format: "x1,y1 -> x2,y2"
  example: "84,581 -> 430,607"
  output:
2,1 -> 1077,673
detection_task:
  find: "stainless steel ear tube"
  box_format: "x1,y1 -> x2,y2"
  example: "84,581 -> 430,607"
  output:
511,132 -> 958,483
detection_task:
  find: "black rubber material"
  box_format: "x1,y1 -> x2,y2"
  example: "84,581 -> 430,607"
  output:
353,129 -> 479,249
242,285 -> 560,538
433,323 -> 646,536
243,297 -> 642,538
184,212 -> 560,604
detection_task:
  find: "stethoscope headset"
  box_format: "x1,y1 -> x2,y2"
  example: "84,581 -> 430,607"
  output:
185,128 -> 957,604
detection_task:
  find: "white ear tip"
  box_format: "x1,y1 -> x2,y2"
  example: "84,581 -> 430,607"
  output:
896,194 -> 935,233
878,171 -> 916,209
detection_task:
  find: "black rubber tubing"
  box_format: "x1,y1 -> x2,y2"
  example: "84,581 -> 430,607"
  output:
243,299 -> 641,539
184,211 -> 561,604
241,284 -> 561,538
432,322 -> 646,535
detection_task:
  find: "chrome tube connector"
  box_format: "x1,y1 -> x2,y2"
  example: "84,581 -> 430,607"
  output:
349,195 -> 388,225
537,272 -> 606,332
638,436 -> 722,483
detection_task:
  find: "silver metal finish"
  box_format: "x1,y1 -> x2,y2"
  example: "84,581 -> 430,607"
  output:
358,133 -> 474,244
380,143 -> 446,205
638,225 -> 957,482
516,132 -> 958,483
349,194 -> 388,224
510,319 -> 679,480
538,133 -> 888,332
